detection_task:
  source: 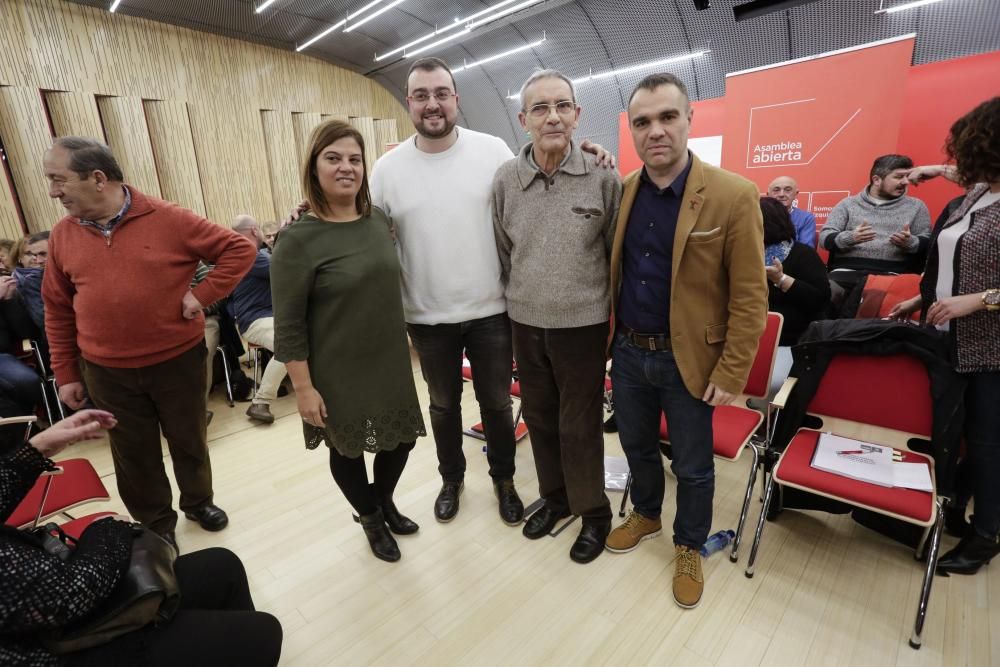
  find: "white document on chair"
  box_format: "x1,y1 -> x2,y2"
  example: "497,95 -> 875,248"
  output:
892,462 -> 933,492
811,433 -> 895,487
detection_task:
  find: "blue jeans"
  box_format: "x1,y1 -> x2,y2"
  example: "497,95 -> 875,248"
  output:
406,313 -> 516,483
966,371 -> 1000,540
611,333 -> 715,549
0,353 -> 42,415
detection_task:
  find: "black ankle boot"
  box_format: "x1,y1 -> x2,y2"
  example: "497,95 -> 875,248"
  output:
378,494 -> 419,535
937,531 -> 1000,575
358,509 -> 401,562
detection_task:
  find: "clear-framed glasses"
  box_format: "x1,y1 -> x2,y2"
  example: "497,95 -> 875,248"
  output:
408,90 -> 456,104
526,100 -> 576,118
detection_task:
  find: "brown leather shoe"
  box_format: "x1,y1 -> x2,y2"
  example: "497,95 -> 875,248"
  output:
246,403 -> 275,424
672,545 -> 704,609
605,511 -> 662,553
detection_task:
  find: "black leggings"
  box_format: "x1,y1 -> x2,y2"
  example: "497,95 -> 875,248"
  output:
68,548 -> 282,667
328,442 -> 415,516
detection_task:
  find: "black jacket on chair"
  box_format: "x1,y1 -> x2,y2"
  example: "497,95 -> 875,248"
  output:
771,318 -> 966,498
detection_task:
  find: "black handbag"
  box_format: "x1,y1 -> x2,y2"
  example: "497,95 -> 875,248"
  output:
37,522 -> 181,654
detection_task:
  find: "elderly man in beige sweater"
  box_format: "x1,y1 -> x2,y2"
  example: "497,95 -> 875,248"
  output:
492,69 -> 622,565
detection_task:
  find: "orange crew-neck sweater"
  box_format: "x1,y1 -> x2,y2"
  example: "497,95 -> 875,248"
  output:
43,188 -> 257,385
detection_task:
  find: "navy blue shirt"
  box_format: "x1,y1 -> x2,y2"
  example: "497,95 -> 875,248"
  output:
228,249 -> 273,334
617,155 -> 693,333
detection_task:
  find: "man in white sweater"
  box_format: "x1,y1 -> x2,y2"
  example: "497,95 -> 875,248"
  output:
370,58 -> 524,526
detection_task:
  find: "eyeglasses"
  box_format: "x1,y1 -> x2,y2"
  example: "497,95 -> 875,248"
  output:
408,90 -> 456,104
525,100 -> 576,118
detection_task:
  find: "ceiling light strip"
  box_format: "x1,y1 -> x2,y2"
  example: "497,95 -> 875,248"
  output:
345,0 -> 406,33
255,0 -> 278,13
375,0 -> 543,62
467,0 -> 543,29
406,29 -> 473,58
109,0 -> 122,12
874,0 -> 943,13
297,0 -> 389,52
453,37 -> 546,74
507,49 -> 710,99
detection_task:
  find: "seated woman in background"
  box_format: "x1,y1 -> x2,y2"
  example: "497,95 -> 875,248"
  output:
0,410 -> 283,665
271,120 -> 425,563
760,196 -> 831,396
0,239 -> 13,272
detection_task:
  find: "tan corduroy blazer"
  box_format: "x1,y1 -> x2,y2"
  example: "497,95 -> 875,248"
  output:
609,154 -> 768,398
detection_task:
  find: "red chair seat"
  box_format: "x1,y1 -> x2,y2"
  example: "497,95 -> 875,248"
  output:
59,512 -> 118,540
510,381 -> 521,399
774,430 -> 934,524
6,459 -> 110,529
658,406 -> 762,461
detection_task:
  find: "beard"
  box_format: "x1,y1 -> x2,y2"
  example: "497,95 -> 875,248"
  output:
413,112 -> 456,139
875,184 -> 906,200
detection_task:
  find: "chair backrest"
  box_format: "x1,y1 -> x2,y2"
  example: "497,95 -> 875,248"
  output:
743,312 -> 784,399
855,274 -> 922,320
807,353 -> 933,440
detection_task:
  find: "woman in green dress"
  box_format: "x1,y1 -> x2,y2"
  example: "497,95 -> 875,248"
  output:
271,120 -> 425,563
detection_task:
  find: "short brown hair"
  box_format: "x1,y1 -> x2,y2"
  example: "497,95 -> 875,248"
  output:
946,96 -> 1000,187
301,120 -> 372,219
406,57 -> 456,94
628,72 -> 690,108
53,136 -> 125,182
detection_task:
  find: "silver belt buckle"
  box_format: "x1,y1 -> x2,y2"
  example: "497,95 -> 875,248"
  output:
647,336 -> 656,351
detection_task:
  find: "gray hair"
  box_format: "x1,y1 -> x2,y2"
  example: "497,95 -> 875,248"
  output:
52,136 -> 125,182
519,69 -> 576,111
232,214 -> 257,232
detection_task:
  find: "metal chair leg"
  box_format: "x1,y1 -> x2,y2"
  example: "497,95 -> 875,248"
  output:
745,470 -> 778,578
910,499 -> 945,650
252,347 -> 261,399
218,346 -> 235,408
38,381 -> 54,424
619,471 -> 632,517
731,444 -> 761,562
50,379 -> 66,421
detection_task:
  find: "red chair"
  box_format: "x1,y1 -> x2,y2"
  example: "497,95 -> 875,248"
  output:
461,358 -> 529,442
2,416 -> 111,530
855,273 -> 922,320
744,353 -> 942,650
654,311 -> 784,561
59,512 -> 118,540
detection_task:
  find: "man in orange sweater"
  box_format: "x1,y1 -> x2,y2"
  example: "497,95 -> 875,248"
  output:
42,137 -> 256,543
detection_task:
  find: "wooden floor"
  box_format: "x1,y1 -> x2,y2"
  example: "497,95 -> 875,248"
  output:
60,356 -> 998,666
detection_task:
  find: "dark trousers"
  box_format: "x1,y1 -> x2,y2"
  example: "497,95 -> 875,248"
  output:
966,371 -> 1000,540
406,313 -> 516,483
81,343 -> 212,535
69,548 -> 282,666
610,332 -> 715,549
328,441 -> 415,516
0,353 -> 42,415
511,320 -> 611,522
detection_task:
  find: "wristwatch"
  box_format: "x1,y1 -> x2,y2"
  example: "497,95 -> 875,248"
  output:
983,289 -> 1000,312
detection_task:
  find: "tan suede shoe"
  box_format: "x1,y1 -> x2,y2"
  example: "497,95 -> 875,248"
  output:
672,545 -> 704,609
605,510 -> 662,553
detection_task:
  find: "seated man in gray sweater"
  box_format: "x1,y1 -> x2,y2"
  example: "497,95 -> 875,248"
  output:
492,69 -> 622,565
819,154 -> 931,281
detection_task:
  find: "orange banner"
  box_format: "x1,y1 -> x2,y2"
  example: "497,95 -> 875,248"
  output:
720,36 -> 915,218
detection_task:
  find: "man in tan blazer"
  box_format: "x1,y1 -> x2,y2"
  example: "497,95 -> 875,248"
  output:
604,73 -> 767,609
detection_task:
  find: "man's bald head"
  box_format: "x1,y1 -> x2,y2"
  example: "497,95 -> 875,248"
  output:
767,176 -> 799,211
232,214 -> 260,248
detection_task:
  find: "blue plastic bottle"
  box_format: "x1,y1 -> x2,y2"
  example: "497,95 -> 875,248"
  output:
700,529 -> 736,557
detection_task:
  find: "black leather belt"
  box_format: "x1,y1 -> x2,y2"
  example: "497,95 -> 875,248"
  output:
620,325 -> 671,351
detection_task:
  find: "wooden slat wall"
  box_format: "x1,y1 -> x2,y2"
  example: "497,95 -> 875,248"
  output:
260,110 -> 301,221
44,91 -> 104,140
374,119 -> 400,159
0,0 -> 406,232
348,116 -> 379,171
143,100 -> 206,216
292,113 -> 324,169
0,169 -> 24,240
97,96 -> 161,197
0,86 -> 64,232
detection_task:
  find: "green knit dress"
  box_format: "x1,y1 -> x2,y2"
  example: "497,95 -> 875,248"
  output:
271,209 -> 425,457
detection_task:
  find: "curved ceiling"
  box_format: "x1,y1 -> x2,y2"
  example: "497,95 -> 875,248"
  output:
68,0 -> 1000,155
